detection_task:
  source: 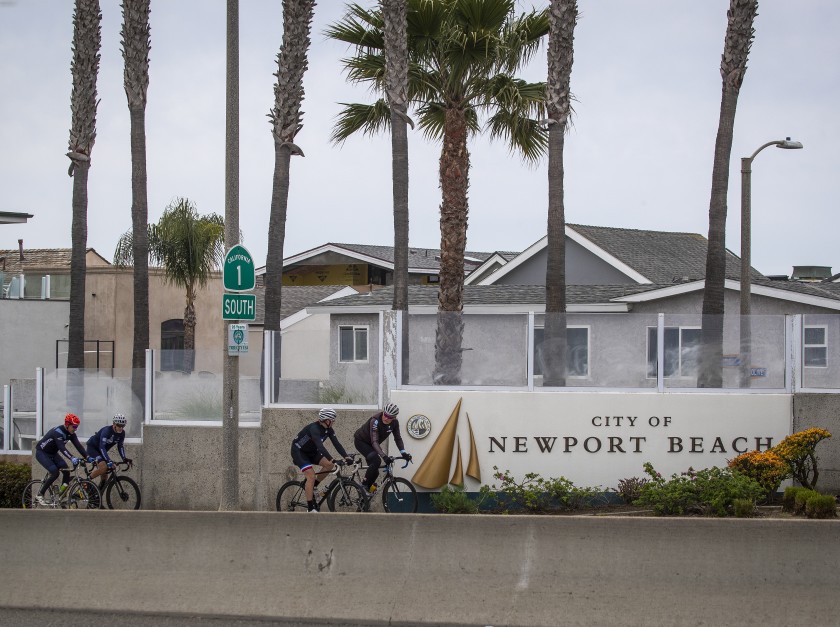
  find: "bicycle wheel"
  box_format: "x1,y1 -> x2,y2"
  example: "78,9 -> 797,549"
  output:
381,477 -> 418,513
276,480 -> 308,512
67,480 -> 101,509
326,479 -> 368,513
106,476 -> 142,510
22,480 -> 43,509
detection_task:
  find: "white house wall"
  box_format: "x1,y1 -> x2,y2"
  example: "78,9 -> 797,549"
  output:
281,313 -> 330,380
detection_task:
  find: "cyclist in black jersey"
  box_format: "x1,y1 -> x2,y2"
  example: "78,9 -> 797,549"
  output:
291,408 -> 352,512
86,413 -> 132,488
33,413 -> 89,506
354,402 -> 412,493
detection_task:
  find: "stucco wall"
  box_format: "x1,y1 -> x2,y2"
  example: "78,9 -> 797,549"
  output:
793,393 -> 840,492
0,299 -> 69,385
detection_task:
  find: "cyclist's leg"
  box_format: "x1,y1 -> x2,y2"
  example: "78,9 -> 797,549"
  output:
354,438 -> 380,490
87,446 -> 107,482
292,446 -> 320,511
35,450 -> 60,497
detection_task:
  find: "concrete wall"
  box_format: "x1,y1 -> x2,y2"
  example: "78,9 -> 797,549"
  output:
1,510 -> 838,626
793,393 -> 840,492
0,299 -> 68,385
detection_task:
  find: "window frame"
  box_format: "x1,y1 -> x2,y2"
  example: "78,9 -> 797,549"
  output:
646,325 -> 701,379
338,324 -> 369,363
533,325 -> 590,379
803,325 -> 828,368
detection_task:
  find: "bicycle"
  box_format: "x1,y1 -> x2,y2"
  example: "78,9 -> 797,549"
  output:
87,460 -> 142,510
349,455 -> 419,513
276,454 -> 367,513
22,461 -> 101,510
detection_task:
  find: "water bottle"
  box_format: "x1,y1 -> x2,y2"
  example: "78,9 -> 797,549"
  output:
58,483 -> 68,495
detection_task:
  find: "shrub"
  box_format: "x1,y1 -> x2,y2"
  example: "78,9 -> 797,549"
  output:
635,462 -> 765,517
430,485 -> 479,514
805,494 -> 837,519
489,467 -> 605,513
772,428 -> 832,490
794,489 -> 819,515
0,461 -> 31,508
782,486 -> 808,513
727,450 -> 789,498
617,476 -> 648,504
732,498 -> 757,518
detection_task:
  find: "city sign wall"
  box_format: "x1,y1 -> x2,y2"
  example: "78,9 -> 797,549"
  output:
391,390 -> 790,489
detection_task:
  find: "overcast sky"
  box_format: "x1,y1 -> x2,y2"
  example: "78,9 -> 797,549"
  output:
1,1 -> 837,277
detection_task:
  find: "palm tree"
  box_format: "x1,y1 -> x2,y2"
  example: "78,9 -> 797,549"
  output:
66,0 -> 101,374
327,0 -> 549,384
263,0 -> 315,399
541,0 -> 577,388
699,0 -> 759,388
114,198 -> 225,373
120,0 -> 151,415
381,0 -> 411,383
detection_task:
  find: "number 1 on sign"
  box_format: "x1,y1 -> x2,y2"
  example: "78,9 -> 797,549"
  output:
237,265 -> 241,287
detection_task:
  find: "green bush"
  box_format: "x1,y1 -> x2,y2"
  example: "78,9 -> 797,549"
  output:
782,486 -> 808,512
490,467 -> 605,513
793,489 -> 819,515
634,462 -> 765,517
805,494 -> 837,519
732,498 -> 757,518
430,485 -> 480,514
0,461 -> 31,508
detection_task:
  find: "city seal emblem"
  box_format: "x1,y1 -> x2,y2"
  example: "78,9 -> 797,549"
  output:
406,414 -> 432,440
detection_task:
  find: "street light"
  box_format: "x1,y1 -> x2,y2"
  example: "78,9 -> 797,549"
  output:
740,137 -> 803,386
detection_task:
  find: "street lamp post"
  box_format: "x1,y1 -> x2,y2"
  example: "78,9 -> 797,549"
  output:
740,137 -> 803,387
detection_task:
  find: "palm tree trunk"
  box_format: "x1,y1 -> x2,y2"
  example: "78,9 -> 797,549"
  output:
433,107 -> 470,385
183,298 -> 196,373
699,0 -> 757,388
383,0 -> 410,384
68,162 -> 89,373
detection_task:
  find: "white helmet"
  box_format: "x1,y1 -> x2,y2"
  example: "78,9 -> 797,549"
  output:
113,413 -> 127,426
383,402 -> 399,418
318,407 -> 337,422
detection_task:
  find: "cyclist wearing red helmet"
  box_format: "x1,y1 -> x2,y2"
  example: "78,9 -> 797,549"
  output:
33,413 -> 88,506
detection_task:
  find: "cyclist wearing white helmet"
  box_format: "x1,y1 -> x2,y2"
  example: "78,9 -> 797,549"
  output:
353,402 -> 412,493
86,413 -> 132,487
290,407 -> 353,512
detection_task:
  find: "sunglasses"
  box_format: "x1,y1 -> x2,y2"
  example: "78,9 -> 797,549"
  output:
383,413 -> 395,420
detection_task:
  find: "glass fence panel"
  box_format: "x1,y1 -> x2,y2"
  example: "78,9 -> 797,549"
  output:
801,314 -> 840,389
661,314 -> 787,390
536,313 -> 659,388
405,312 -> 529,386
43,367 -> 144,438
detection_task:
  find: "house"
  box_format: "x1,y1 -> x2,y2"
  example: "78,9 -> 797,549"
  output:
257,242 -> 506,287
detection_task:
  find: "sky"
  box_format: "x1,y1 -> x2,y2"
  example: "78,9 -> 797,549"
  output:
0,1 -> 837,278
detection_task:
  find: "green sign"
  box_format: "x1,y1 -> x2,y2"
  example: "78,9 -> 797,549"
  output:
223,244 -> 255,292
222,293 -> 256,321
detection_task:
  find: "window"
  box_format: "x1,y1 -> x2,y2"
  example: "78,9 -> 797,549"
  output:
339,325 -> 368,362
534,326 -> 589,377
647,327 -> 701,378
804,326 -> 827,368
160,319 -> 185,371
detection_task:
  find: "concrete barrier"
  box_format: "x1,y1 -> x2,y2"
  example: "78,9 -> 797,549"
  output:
2,510 -> 839,626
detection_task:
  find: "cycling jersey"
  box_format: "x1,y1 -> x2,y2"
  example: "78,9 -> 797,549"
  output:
86,425 -> 126,464
292,421 -> 348,463
354,413 -> 405,458
36,425 -> 87,461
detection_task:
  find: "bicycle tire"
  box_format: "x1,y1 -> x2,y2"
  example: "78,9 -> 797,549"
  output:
326,479 -> 368,513
106,476 -> 142,510
276,480 -> 308,512
381,477 -> 418,513
67,479 -> 101,509
22,480 -> 44,509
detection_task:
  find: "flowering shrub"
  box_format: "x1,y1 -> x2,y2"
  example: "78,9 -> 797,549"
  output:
727,450 -> 789,498
635,462 -> 764,517
617,476 -> 648,504
772,428 -> 832,490
490,467 -> 604,513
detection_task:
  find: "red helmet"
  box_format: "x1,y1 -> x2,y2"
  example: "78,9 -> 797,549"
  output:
64,413 -> 80,428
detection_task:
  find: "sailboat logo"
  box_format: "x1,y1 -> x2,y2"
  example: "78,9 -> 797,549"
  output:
412,398 -> 481,489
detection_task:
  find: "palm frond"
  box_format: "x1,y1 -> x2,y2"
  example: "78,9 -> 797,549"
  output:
112,229 -> 135,267
331,100 -> 392,143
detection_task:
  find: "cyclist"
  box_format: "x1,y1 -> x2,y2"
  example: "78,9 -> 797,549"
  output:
33,413 -> 88,506
291,408 -> 352,512
86,413 -> 132,489
353,402 -> 412,494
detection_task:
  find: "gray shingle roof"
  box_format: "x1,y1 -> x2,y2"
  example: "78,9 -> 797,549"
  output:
322,243 -> 504,271
252,285 -> 350,324
568,224 -> 759,284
